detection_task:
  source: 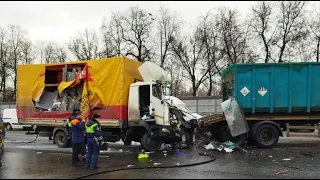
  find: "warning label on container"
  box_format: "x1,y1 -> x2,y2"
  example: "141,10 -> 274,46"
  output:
240,86 -> 250,97
258,87 -> 268,96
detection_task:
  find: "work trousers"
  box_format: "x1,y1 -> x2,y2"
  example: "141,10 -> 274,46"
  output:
72,142 -> 86,165
185,128 -> 195,147
86,138 -> 100,168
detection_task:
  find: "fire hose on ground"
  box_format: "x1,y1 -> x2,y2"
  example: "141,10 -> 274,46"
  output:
4,134 -> 39,144
73,152 -> 216,179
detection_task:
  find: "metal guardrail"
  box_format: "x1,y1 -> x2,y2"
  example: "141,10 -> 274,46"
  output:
178,96 -> 223,115
0,96 -> 223,116
0,102 -> 16,116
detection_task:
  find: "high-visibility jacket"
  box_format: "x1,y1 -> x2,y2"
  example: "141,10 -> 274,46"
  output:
86,123 -> 98,133
66,119 -> 72,128
86,120 -> 103,142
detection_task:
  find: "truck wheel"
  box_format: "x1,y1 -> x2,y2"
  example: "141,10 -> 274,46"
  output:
217,124 -> 247,146
5,123 -> 13,131
141,133 -> 163,151
55,131 -> 68,148
253,124 -> 279,148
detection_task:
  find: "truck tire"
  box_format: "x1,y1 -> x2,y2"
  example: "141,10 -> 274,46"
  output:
253,124 -> 279,148
216,124 -> 247,146
55,131 -> 68,148
5,123 -> 13,131
141,133 -> 163,151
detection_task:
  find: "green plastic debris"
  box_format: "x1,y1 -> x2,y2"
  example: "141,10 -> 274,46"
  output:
205,140 -> 237,153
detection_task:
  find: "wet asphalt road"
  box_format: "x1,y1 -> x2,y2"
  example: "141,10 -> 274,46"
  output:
1,130 -> 320,179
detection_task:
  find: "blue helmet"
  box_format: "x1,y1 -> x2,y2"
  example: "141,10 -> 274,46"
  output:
93,114 -> 100,119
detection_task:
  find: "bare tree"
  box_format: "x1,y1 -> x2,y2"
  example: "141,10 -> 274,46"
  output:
172,28 -> 208,96
7,25 -> 27,97
41,42 -> 68,63
0,27 -> 11,101
152,6 -> 182,67
164,57 -> 184,97
198,12 -> 226,96
251,1 -> 278,63
275,1 -> 308,62
100,16 -> 124,58
43,42 -> 56,63
20,39 -> 35,65
115,6 -> 154,62
68,28 -> 99,60
216,8 -> 249,64
306,5 -> 320,62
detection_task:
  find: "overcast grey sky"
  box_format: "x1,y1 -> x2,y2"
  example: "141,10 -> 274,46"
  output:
0,1 -> 256,44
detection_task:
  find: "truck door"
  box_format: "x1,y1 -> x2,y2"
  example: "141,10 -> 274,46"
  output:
149,83 -> 167,125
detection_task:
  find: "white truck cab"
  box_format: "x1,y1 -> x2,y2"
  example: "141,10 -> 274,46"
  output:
128,61 -> 171,126
125,62 -> 189,151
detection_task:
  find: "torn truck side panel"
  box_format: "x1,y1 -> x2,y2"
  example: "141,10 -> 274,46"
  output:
16,57 -> 143,124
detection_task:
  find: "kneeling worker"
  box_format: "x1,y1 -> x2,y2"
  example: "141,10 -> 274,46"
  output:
86,114 -> 104,169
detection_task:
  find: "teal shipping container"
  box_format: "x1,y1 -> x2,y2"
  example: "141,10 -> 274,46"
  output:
221,63 -> 320,114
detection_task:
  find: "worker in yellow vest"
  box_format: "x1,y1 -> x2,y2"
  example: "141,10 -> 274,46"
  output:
85,114 -> 104,169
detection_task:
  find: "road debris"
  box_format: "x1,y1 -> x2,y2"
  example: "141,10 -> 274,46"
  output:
163,151 -> 167,156
174,151 -> 185,156
268,156 -> 273,158
127,165 -> 134,168
282,158 -> 291,161
284,165 -> 300,170
138,153 -> 149,159
36,152 -> 42,154
300,151 -> 316,157
205,141 -> 237,153
153,162 -> 161,166
276,170 -> 289,175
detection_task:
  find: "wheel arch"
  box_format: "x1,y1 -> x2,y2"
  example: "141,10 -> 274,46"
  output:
53,127 -> 68,138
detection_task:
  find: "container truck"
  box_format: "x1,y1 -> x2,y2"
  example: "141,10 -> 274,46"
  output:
16,57 -> 190,151
198,62 -> 320,148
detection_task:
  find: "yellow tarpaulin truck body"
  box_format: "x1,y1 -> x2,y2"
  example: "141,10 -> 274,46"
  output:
17,57 -> 143,128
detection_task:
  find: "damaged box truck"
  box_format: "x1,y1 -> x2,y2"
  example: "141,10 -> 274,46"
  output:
17,57 -> 189,151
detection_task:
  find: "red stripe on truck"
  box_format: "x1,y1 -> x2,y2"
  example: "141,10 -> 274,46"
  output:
16,105 -> 128,121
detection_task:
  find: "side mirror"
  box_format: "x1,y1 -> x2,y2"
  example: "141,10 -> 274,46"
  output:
164,85 -> 171,96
